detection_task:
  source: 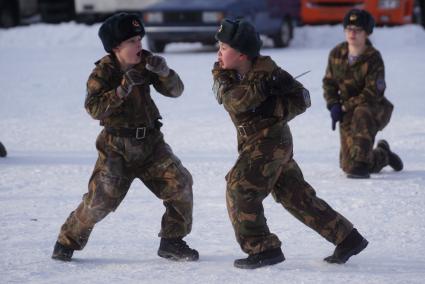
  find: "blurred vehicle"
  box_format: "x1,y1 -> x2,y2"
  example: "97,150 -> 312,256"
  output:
301,0 -> 415,25
413,0 -> 425,27
74,0 -> 161,24
0,0 -> 38,28
39,0 -> 75,23
142,0 -> 301,52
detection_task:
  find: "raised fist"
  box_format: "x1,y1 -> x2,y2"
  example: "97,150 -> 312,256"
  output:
145,55 -> 170,77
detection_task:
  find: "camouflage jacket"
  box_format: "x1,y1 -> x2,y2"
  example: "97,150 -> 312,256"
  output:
323,40 -> 387,112
84,50 -> 184,128
212,56 -> 308,150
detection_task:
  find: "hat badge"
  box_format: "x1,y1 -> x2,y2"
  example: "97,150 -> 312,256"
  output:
350,14 -> 357,21
132,20 -> 140,27
218,24 -> 223,33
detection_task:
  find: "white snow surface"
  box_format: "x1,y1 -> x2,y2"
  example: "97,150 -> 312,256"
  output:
1,23 -> 425,284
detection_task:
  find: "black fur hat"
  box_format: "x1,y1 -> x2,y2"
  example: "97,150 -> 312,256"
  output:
343,9 -> 375,34
98,12 -> 145,53
215,18 -> 262,58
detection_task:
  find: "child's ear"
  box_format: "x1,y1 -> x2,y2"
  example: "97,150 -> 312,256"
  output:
112,43 -> 122,54
239,53 -> 248,61
112,46 -> 120,54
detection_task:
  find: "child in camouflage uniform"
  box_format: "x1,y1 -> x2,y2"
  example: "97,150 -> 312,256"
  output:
52,13 -> 198,262
212,18 -> 368,269
323,9 -> 403,178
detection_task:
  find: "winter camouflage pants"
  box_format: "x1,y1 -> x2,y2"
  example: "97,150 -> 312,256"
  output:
57,129 -> 193,250
226,124 -> 353,255
339,105 -> 389,173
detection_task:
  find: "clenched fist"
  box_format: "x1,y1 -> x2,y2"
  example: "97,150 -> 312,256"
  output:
117,69 -> 145,98
145,55 -> 170,77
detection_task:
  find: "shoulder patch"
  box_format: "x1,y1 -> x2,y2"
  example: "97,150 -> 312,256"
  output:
376,77 -> 386,92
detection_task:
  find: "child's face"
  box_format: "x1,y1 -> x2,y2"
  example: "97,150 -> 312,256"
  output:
113,35 -> 142,68
344,25 -> 367,47
217,42 -> 244,70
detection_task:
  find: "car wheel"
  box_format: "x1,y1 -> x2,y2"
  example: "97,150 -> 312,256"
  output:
415,0 -> 425,28
0,5 -> 19,28
273,18 -> 293,48
147,37 -> 166,53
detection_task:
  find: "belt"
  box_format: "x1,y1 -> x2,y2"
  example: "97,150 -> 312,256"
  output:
237,118 -> 278,137
105,126 -> 156,140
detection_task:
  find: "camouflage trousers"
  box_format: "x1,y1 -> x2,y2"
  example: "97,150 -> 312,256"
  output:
57,129 -> 193,250
226,124 -> 353,255
339,105 -> 390,173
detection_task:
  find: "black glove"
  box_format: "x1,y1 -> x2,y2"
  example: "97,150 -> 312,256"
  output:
330,103 -> 344,131
117,69 -> 144,98
267,70 -> 297,97
146,55 -> 170,77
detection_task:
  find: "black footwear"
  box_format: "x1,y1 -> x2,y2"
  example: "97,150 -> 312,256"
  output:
324,229 -> 368,264
52,241 -> 74,261
346,162 -> 370,179
0,142 -> 6,157
377,140 -> 403,171
158,238 -> 199,261
234,248 -> 285,269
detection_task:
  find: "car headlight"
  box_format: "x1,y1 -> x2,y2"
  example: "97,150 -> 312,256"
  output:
378,0 -> 400,9
143,12 -> 163,23
202,11 -> 224,23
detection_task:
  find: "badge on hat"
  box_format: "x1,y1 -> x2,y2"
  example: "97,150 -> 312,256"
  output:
132,19 -> 142,32
350,14 -> 357,21
218,24 -> 223,33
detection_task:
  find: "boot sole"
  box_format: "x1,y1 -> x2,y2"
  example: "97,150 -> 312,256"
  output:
346,173 -> 370,179
324,239 -> 368,264
234,254 -> 285,269
51,242 -> 74,262
51,254 -> 72,262
377,140 -> 403,171
157,250 -> 199,261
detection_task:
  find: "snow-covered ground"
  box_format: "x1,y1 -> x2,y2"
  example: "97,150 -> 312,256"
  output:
1,23 -> 425,284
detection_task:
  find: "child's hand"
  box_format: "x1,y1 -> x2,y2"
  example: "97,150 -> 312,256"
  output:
117,69 -> 144,98
146,55 -> 170,77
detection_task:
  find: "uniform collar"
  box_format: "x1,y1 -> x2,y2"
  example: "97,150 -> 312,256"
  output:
341,39 -> 376,65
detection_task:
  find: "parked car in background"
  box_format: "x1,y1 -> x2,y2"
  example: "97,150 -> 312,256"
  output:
301,0 -> 415,25
74,0 -> 161,23
0,0 -> 38,28
414,0 -> 425,27
39,0 -> 75,23
142,0 -> 301,52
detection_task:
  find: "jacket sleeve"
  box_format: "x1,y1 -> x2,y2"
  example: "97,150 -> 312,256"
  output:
323,50 -> 341,110
271,68 -> 311,121
343,52 -> 386,111
271,68 -> 306,96
84,67 -> 125,120
151,69 -> 184,98
213,72 -> 267,114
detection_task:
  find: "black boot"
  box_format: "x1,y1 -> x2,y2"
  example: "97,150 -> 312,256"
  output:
346,162 -> 370,179
234,248 -> 285,269
377,140 -> 403,171
52,241 -> 74,261
158,238 -> 199,261
0,142 -> 6,157
324,229 -> 368,264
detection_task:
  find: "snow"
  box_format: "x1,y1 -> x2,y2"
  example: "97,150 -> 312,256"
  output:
1,22 -> 425,284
